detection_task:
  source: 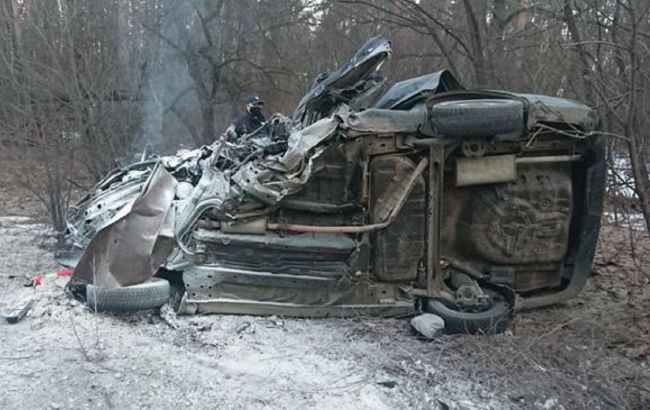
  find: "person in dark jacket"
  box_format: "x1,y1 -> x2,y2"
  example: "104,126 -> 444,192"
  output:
227,94 -> 266,140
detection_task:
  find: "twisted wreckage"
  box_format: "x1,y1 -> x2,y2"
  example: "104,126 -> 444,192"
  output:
65,37 -> 605,333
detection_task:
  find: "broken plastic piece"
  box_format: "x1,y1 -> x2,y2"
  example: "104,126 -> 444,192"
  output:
2,299 -> 34,324
56,268 -> 74,277
32,274 -> 43,287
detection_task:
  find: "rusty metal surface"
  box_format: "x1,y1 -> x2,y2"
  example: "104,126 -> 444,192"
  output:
442,161 -> 573,292
427,147 -> 445,297
179,297 -> 415,318
178,265 -> 414,317
370,155 -> 426,282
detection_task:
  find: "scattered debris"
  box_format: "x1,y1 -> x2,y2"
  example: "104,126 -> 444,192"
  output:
159,303 -> 180,329
411,313 -> 445,339
55,268 -> 73,277
2,298 -> 34,324
377,380 -> 397,388
26,273 -> 43,288
190,320 -> 212,332
235,321 -> 251,334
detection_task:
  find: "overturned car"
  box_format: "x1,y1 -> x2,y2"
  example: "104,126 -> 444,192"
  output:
65,37 -> 605,333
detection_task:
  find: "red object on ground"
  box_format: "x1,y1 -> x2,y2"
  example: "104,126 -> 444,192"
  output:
56,268 -> 74,277
32,274 -> 43,287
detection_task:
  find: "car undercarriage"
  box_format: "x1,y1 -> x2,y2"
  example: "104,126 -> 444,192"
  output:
64,36 -> 606,333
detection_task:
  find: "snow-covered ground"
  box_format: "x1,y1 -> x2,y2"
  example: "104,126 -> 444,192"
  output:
0,216 -> 512,410
602,211 -> 647,231
1,215 -> 648,410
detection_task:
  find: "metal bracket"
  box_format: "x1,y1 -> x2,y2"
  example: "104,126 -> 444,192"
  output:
426,146 -> 445,298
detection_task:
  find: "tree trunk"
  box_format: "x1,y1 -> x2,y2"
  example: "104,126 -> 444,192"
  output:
627,140 -> 650,233
563,0 -> 594,102
200,103 -> 216,144
462,0 -> 488,87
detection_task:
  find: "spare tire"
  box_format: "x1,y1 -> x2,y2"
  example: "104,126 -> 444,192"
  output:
86,278 -> 170,312
430,99 -> 524,138
422,290 -> 511,334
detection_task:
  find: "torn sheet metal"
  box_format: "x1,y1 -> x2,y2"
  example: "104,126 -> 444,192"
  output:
72,164 -> 177,288
373,70 -> 462,109
293,36 -> 392,125
65,165 -> 153,249
280,115 -> 341,170
229,116 -> 340,205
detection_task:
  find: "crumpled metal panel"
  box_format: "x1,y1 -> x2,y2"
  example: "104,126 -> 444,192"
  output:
520,93 -> 598,131
339,104 -> 426,136
293,36 -> 392,124
280,116 -> 341,170
71,164 -> 178,288
230,116 -> 340,205
374,70 -> 462,109
65,166 -> 154,250
174,161 -> 231,228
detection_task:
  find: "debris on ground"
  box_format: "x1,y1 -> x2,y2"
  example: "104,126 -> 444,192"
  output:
0,204 -> 649,408
55,268 -> 74,277
411,313 -> 445,339
159,303 -> 180,330
1,298 -> 34,324
29,273 -> 43,288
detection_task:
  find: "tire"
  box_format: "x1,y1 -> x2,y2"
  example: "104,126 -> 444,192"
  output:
422,291 -> 511,334
86,278 -> 170,312
430,99 -> 524,138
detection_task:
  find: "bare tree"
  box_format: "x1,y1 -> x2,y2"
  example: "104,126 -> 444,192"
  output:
2,0 -> 650,235
561,0 -> 650,232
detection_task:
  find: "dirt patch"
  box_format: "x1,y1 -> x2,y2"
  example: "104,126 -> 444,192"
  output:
0,215 -> 649,408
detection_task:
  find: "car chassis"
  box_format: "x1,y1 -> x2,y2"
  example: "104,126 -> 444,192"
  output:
64,37 -> 606,333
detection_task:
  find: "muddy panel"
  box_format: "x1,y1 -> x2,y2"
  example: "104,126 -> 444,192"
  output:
443,162 -> 572,291
193,229 -> 355,278
180,265 -> 415,315
275,144 -> 364,226
370,155 -> 425,282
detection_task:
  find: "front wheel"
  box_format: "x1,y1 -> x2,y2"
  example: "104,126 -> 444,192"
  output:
86,278 -> 170,312
422,289 -> 512,334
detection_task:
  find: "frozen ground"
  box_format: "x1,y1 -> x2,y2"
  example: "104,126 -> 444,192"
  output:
0,216 -> 509,410
1,216 -> 649,409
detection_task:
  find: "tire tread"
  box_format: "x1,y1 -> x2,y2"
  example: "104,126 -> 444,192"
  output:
86,278 -> 170,312
430,99 -> 524,138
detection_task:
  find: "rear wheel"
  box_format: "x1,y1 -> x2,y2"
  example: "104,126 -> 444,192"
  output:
422,289 -> 511,334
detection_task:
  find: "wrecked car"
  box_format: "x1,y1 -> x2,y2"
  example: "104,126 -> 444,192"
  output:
64,36 -> 605,334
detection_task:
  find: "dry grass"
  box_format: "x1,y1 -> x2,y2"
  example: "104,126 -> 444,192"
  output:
444,222 -> 650,409
339,222 -> 650,409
